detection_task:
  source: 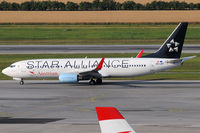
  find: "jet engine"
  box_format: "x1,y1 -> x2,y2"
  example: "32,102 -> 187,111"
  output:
59,73 -> 78,83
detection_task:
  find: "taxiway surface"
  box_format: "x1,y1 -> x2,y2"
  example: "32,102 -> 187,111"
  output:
0,44 -> 199,54
0,80 -> 200,133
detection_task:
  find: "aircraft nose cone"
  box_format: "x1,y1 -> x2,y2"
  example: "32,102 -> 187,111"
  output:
2,68 -> 8,76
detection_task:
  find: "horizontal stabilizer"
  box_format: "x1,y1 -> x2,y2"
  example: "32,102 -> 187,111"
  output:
181,56 -> 196,63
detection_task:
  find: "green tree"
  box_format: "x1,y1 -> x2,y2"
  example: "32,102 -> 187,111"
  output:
66,2 -> 79,11
146,1 -> 170,10
196,3 -> 200,9
115,2 -> 121,10
122,1 -> 136,10
11,2 -> 20,10
156,1 -> 169,10
0,0 -> 200,11
101,0 -> 116,10
79,2 -> 92,10
135,3 -> 144,10
57,2 -> 66,10
45,1 -> 53,10
92,0 -> 101,10
21,1 -> 36,10
178,2 -> 188,10
50,1 -> 65,10
38,1 -> 49,11
188,3 -> 195,10
0,1 -> 12,10
169,1 -> 180,10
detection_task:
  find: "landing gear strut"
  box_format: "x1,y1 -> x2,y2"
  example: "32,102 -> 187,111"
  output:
89,79 -> 96,85
19,79 -> 24,85
89,78 -> 102,85
96,78 -> 102,85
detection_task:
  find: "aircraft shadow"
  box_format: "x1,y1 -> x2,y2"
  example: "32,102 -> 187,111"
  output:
26,79 -> 200,89
0,117 -> 64,124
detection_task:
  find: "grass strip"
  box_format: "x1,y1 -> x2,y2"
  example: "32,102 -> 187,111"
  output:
0,24 -> 200,44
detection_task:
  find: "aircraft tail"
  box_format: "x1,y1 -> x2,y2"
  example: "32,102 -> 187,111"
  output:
96,107 -> 136,133
143,22 -> 188,58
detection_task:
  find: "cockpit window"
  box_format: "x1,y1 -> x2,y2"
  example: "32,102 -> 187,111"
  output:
10,65 -> 16,68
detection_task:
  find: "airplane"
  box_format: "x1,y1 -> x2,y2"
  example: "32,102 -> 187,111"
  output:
96,107 -> 136,133
2,22 -> 195,85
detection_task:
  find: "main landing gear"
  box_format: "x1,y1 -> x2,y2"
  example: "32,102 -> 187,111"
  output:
89,78 -> 102,85
96,78 -> 102,84
89,79 -> 96,85
19,79 -> 24,85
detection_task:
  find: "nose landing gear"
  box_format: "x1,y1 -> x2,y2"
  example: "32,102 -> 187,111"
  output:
19,79 -> 24,85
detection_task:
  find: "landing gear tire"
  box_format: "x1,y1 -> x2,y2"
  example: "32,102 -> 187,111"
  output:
96,78 -> 102,85
89,79 -> 96,85
19,80 -> 24,85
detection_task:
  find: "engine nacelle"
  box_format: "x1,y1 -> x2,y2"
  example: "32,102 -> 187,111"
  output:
59,73 -> 78,83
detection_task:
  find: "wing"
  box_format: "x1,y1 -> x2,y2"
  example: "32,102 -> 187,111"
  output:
78,57 -> 105,79
96,107 -> 136,133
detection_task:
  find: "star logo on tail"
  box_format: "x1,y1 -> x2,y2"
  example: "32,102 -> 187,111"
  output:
166,39 -> 179,53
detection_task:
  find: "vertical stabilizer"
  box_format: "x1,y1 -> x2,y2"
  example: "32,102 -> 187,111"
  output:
143,22 -> 188,58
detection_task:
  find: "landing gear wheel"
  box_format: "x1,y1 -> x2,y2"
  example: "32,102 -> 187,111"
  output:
96,78 -> 102,84
19,80 -> 24,85
89,79 -> 96,85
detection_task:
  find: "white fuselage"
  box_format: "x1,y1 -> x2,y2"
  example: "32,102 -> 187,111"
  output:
2,58 -> 181,80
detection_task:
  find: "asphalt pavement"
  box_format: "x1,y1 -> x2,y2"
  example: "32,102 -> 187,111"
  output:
0,80 -> 200,133
0,44 -> 199,54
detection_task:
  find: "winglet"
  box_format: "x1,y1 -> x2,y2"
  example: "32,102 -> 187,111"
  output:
136,50 -> 143,58
96,107 -> 124,121
96,57 -> 105,70
96,107 -> 136,133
